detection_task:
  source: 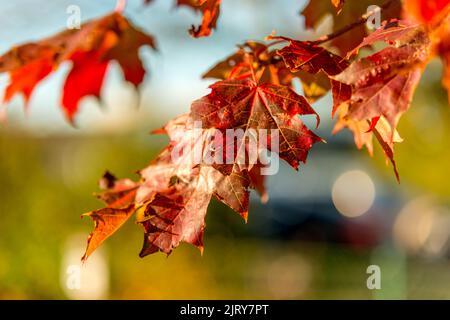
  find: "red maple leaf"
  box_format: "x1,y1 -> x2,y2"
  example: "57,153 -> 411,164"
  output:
333,21 -> 431,129
0,12 -> 156,123
273,36 -> 351,115
191,78 -> 322,170
330,20 -> 432,180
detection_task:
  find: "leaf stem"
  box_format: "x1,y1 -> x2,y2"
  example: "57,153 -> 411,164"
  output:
313,0 -> 396,45
115,0 -> 127,13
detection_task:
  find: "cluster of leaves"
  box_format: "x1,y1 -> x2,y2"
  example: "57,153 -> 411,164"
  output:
0,0 -> 449,258
82,58 -> 323,259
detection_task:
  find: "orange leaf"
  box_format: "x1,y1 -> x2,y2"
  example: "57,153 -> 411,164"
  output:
82,205 -> 136,262
177,0 -> 221,37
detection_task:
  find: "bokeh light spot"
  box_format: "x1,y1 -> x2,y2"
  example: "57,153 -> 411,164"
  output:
332,170 -> 376,218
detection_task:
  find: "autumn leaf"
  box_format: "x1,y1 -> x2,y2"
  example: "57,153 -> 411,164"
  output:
203,41 -> 292,85
177,0 -> 221,37
273,36 -> 351,115
371,117 -> 402,181
138,166 -> 214,256
143,0 -> 221,37
0,12 -> 156,123
138,114 -> 251,218
2,48 -> 54,106
334,47 -> 425,129
330,19 -> 431,180
82,206 -> 136,261
136,148 -> 250,256
271,34 -> 408,177
82,172 -> 139,262
62,50 -> 110,120
333,21 -> 431,130
274,37 -> 348,75
191,78 -> 322,171
203,40 -> 333,103
134,116 -> 252,255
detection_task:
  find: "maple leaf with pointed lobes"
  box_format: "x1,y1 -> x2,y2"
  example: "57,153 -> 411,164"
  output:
162,100 -> 269,203
82,172 -> 139,262
267,35 -> 407,176
330,20 -> 432,180
0,12 -> 156,123
271,37 -> 349,76
177,0 -> 221,37
203,41 -> 332,104
301,0 -> 402,55
273,36 -> 351,115
138,114 -> 251,218
191,78 -> 322,171
333,21 -> 431,130
136,117 -> 252,255
137,156 -> 250,256
335,47 -> 424,129
138,166 -> 214,256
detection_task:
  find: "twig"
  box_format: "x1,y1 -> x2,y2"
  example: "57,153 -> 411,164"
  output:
313,0 -> 396,45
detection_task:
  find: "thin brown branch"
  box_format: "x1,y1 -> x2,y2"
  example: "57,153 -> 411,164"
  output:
313,0 -> 396,45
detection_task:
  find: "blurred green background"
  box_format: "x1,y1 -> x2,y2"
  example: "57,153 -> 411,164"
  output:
0,0 -> 449,299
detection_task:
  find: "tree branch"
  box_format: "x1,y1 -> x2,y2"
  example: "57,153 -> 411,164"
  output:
313,0 -> 396,45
